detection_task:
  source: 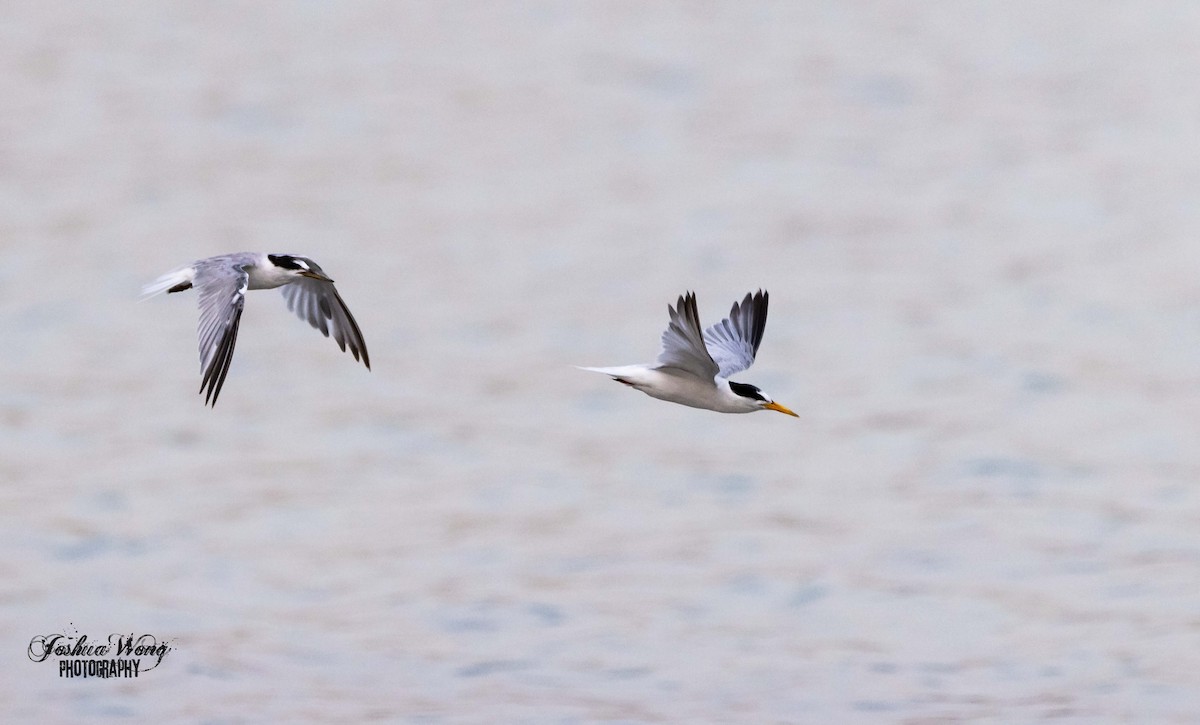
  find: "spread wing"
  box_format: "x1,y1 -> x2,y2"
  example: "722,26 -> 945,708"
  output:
702,290 -> 768,378
655,292 -> 719,380
194,261 -> 249,406
279,278 -> 371,370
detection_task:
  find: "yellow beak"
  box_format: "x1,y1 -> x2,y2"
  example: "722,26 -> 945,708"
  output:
763,401 -> 798,417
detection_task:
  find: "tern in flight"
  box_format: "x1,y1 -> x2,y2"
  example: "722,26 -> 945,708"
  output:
580,290 -> 797,416
144,253 -> 370,406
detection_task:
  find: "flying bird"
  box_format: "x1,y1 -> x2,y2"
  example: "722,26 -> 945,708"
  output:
143,253 -> 370,406
580,290 -> 797,416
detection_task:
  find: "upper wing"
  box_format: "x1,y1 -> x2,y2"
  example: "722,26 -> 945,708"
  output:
194,261 -> 249,406
279,278 -> 371,370
655,292 -> 720,380
702,290 -> 768,378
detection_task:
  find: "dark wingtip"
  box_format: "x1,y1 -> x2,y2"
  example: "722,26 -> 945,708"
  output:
751,289 -> 769,352
678,291 -> 697,317
348,345 -> 369,368
198,304 -> 243,407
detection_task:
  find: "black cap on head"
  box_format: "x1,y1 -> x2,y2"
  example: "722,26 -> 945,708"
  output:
729,381 -> 766,402
268,254 -> 304,270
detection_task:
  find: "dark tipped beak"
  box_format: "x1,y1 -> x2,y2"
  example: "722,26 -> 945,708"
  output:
301,270 -> 334,283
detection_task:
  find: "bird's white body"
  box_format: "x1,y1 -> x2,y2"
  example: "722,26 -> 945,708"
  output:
143,253 -> 306,298
580,290 -> 797,417
578,365 -> 762,413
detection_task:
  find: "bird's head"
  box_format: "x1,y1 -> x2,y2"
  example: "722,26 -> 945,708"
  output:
268,254 -> 334,283
729,381 -> 798,417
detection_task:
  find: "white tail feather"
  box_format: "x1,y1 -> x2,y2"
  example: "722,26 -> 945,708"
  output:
141,266 -> 194,300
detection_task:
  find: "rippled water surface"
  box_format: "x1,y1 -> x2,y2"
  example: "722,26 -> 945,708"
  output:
4,3 -> 1200,722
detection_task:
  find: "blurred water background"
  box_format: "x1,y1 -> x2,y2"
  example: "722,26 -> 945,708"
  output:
3,2 -> 1200,722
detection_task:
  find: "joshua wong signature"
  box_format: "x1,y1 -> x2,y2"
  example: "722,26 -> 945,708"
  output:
28,625 -> 173,678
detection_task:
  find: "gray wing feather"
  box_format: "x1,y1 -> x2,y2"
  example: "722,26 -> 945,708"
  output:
702,290 -> 768,378
194,260 -> 249,406
280,279 -> 371,369
655,292 -> 719,380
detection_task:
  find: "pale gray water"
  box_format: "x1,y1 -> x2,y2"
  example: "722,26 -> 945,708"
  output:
4,2 -> 1200,722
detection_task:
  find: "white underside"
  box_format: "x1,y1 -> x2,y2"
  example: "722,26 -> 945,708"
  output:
578,365 -> 758,413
